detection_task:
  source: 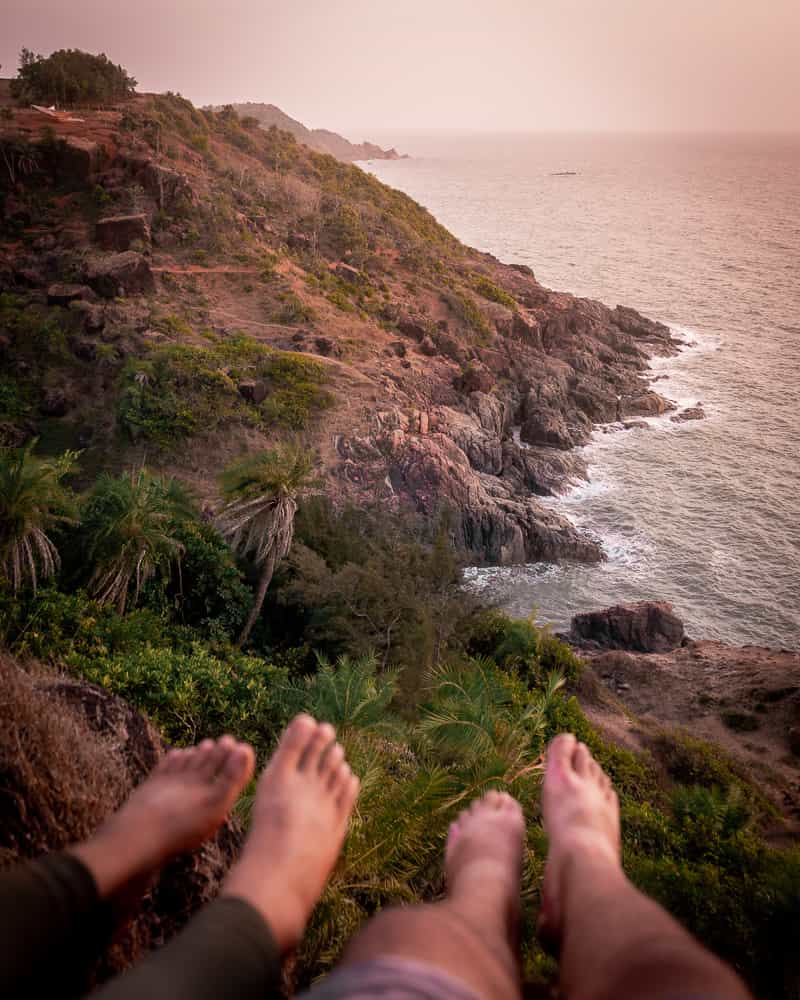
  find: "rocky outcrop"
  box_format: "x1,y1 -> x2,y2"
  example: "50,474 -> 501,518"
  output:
577,638 -> 800,822
46,283 -> 96,306
0,655 -> 241,986
388,433 -> 602,564
95,214 -> 151,252
570,601 -> 686,652
671,405 -> 706,423
84,252 -> 155,298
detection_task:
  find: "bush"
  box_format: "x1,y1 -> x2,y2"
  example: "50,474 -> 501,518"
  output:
77,643 -> 287,747
144,519 -> 251,641
11,48 -> 137,106
117,337 -> 332,443
473,274 -> 517,310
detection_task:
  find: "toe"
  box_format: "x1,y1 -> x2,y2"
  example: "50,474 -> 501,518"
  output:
546,733 -> 577,777
572,742 -> 591,777
191,739 -> 217,775
221,743 -> 255,787
177,747 -> 198,772
321,742 -> 345,782
163,748 -> 184,774
271,714 -> 319,773
337,771 -> 360,814
199,735 -> 237,780
484,789 -> 505,809
299,721 -> 336,772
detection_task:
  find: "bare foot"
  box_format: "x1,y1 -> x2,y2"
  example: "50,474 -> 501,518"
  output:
222,714 -> 360,953
445,790 -> 525,940
71,735 -> 255,899
539,733 -> 621,942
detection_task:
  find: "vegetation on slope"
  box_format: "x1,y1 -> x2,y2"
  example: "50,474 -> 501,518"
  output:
0,442 -> 798,998
10,48 -> 137,106
0,57 -> 798,999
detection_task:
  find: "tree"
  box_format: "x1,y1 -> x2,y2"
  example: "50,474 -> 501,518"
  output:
11,48 -> 137,107
216,444 -> 316,646
0,442 -> 77,592
81,469 -> 193,614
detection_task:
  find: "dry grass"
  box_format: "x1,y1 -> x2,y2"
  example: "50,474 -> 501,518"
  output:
0,653 -> 242,985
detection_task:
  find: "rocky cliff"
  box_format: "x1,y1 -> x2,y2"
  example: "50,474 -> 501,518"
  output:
0,93 -> 681,566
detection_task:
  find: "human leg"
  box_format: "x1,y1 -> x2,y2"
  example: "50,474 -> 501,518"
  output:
91,714 -> 359,1000
325,790 -> 526,1000
540,733 -> 753,1000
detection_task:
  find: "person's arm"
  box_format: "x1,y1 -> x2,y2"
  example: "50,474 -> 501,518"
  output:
0,853 -> 113,999
89,896 -> 283,1000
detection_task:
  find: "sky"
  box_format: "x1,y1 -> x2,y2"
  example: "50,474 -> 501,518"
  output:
2,0 -> 799,138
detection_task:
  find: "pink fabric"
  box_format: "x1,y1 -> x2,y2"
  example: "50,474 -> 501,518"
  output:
299,956 -> 482,1000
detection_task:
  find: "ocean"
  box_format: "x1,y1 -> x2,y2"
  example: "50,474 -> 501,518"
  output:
362,132 -> 800,648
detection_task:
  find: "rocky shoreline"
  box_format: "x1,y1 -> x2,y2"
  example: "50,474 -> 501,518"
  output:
0,97 -> 685,569
567,601 -> 800,826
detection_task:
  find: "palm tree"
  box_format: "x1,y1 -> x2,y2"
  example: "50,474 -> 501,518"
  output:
216,443 -> 316,646
82,469 -> 193,614
0,442 -> 77,591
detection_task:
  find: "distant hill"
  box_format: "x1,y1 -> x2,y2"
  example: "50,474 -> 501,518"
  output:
223,102 -> 405,162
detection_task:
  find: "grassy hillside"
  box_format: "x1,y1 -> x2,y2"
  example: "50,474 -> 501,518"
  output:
1,85 -> 798,998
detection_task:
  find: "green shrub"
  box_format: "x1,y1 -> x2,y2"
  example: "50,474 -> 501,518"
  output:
473,274 -> 517,310
12,48 -> 136,106
444,290 -> 492,342
116,337 -> 332,443
79,642 -> 287,746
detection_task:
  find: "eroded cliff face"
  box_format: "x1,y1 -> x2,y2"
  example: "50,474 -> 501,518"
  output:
0,96 -> 680,565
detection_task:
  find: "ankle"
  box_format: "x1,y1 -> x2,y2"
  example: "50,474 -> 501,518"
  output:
222,864 -> 306,953
561,844 -> 626,916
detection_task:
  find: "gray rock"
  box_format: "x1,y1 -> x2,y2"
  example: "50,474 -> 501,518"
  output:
238,380 -> 268,405
84,252 -> 155,299
570,602 -> 686,653
95,214 -> 151,252
47,283 -> 96,307
670,405 -> 706,423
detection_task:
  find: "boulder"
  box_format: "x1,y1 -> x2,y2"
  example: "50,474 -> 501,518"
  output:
55,137 -> 104,185
238,380 -> 268,405
314,336 -> 340,357
624,393 -> 674,417
130,159 -> 195,211
95,214 -> 151,252
84,253 -> 155,299
520,409 -> 577,450
0,654 -> 242,987
670,405 -> 706,423
47,283 -> 95,307
397,318 -> 428,342
570,602 -> 686,653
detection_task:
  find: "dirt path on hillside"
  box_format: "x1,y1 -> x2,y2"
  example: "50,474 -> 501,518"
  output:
151,266 -> 260,275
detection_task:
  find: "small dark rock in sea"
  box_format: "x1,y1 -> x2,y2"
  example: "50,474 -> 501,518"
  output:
622,420 -> 650,431
670,405 -> 706,423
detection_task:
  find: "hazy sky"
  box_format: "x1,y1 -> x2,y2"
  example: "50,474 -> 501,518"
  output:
2,0 -> 798,137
